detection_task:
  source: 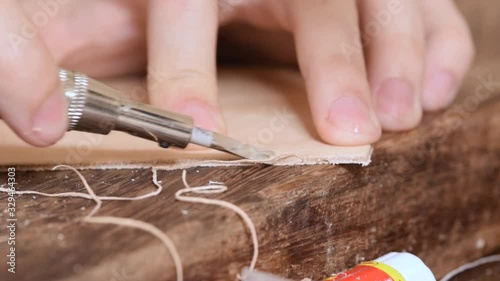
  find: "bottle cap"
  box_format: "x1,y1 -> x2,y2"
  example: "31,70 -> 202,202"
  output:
376,252 -> 436,281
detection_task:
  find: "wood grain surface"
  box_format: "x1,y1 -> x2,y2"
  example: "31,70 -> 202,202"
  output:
1,1 -> 499,281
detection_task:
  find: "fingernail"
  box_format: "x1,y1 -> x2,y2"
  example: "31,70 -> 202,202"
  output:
424,71 -> 457,108
31,91 -> 67,145
376,78 -> 417,118
176,99 -> 224,133
327,96 -> 379,135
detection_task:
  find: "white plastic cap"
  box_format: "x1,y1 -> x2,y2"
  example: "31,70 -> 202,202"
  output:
376,252 -> 436,281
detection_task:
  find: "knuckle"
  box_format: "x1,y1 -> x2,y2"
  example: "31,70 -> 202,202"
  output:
149,68 -> 215,88
166,69 -> 217,90
311,55 -> 370,94
148,68 -> 218,103
310,54 -> 365,78
384,32 -> 426,60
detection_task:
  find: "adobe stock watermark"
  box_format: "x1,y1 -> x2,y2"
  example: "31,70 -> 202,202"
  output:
8,0 -> 72,53
5,168 -> 17,274
340,0 -> 405,62
246,106 -> 297,147
64,118 -> 114,163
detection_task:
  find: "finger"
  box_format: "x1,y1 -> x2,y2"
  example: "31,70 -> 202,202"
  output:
290,0 -> 381,145
147,0 -> 225,133
420,0 -> 475,111
20,0 -> 149,77
360,0 -> 425,131
0,0 -> 66,146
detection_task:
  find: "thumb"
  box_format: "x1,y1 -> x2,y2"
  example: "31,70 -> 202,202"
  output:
0,0 -> 67,147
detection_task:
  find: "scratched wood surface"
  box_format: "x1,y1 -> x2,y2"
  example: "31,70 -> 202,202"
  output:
1,1 -> 500,281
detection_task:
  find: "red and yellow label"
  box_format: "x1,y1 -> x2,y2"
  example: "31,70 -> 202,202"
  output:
324,261 -> 405,281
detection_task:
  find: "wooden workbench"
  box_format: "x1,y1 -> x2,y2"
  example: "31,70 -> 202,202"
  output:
1,1 -> 499,280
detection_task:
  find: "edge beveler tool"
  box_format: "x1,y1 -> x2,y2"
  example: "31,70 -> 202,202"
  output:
59,69 -> 274,161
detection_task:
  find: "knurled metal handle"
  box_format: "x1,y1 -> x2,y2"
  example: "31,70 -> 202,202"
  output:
59,69 -> 88,130
58,69 -> 194,148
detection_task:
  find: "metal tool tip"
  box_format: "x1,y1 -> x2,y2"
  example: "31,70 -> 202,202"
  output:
229,142 -> 276,161
213,132 -> 275,161
191,127 -> 275,161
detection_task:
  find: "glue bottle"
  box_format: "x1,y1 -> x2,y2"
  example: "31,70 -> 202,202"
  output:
324,252 -> 436,281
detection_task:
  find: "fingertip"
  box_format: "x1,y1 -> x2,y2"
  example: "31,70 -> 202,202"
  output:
420,1 -> 476,112
422,70 -> 458,111
420,28 -> 474,112
316,95 -> 382,146
375,78 -> 423,131
0,1 -> 67,147
27,90 -> 68,147
147,70 -> 224,134
1,81 -> 67,147
174,98 -> 226,134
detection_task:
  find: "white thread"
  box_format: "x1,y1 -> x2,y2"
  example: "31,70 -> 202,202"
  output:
1,165 -> 182,281
0,167 -> 163,202
1,166 -> 260,280
440,255 -> 500,281
53,165 -> 182,281
0,189 -> 94,200
83,215 -> 182,280
176,170 -> 259,274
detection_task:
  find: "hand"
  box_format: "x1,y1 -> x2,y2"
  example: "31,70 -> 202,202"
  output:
0,0 -> 67,147
13,0 -> 475,147
163,0 -> 473,145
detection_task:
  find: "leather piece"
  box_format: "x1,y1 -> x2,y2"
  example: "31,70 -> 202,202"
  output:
0,68 -> 372,167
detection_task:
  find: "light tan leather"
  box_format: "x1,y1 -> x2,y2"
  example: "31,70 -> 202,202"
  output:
0,68 -> 372,168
